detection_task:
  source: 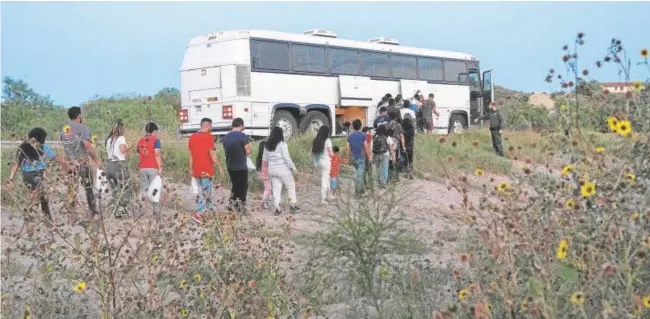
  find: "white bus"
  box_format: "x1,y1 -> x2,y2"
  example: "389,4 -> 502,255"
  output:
178,29 -> 494,138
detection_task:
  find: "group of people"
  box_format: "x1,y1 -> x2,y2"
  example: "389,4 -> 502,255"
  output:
6,96 -> 505,225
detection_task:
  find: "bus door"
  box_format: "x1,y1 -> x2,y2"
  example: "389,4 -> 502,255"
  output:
468,69 -> 482,122
338,75 -> 373,127
482,70 -> 494,114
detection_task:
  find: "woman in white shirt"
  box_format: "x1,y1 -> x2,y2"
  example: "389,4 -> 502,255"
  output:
262,126 -> 299,215
104,120 -> 133,217
311,126 -> 334,204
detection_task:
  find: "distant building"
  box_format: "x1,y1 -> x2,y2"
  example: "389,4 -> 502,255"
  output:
601,82 -> 633,94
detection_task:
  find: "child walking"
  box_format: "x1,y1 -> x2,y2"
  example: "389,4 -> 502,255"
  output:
256,141 -> 273,209
330,146 -> 341,196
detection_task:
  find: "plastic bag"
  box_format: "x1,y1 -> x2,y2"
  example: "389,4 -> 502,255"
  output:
94,168 -> 110,194
246,157 -> 256,171
189,177 -> 200,194
148,175 -> 163,203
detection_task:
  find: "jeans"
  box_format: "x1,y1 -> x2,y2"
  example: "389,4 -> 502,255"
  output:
373,153 -> 389,186
195,177 -> 213,216
68,164 -> 98,216
316,160 -> 331,201
139,168 -> 162,216
107,161 -> 131,211
330,177 -> 338,192
22,170 -> 51,220
353,158 -> 366,194
228,169 -> 249,212
269,167 -> 296,209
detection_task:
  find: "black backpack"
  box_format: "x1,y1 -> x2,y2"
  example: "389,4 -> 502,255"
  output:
372,134 -> 388,154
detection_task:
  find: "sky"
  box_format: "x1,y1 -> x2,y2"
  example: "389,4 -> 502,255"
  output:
2,1 -> 649,107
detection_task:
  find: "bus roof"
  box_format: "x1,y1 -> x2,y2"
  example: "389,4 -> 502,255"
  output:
187,30 -> 478,62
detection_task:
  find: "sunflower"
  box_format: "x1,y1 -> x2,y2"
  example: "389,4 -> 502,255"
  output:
631,212 -> 640,221
560,104 -> 568,112
581,181 -> 596,198
91,135 -> 98,143
152,255 -> 158,263
607,116 -> 619,132
520,299 -> 528,311
642,48 -> 649,58
458,289 -> 469,300
497,181 -> 510,193
565,199 -> 576,210
180,308 -> 189,317
632,80 -> 644,93
194,273 -> 201,281
556,238 -> 569,261
475,168 -> 484,176
72,281 -> 87,293
63,125 -> 71,134
595,146 -> 605,153
179,280 -> 187,288
616,120 -> 632,137
23,304 -> 31,319
570,291 -> 585,306
561,164 -> 575,177
625,173 -> 636,183
644,295 -> 650,308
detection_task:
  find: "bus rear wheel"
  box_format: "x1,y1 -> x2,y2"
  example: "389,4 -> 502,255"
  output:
448,114 -> 467,134
299,111 -> 329,135
273,110 -> 298,140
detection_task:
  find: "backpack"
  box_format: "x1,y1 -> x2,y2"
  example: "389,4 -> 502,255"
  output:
372,134 -> 388,154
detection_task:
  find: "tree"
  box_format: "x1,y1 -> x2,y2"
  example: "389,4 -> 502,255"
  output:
1,77 -> 54,107
154,87 -> 181,107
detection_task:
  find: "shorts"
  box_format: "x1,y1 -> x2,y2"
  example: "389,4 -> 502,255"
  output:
23,170 -> 45,190
426,119 -> 434,130
330,177 -> 338,191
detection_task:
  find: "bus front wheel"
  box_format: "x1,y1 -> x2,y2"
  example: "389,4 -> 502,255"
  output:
273,110 -> 298,140
299,111 -> 329,135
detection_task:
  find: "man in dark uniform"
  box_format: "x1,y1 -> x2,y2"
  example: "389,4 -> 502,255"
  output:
473,102 -> 505,157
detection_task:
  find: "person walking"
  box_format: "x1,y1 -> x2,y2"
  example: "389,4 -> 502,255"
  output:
423,93 -> 440,135
223,118 -> 253,213
385,98 -> 402,123
386,112 -> 406,179
104,120 -> 133,218
400,100 -> 417,121
255,141 -> 273,209
373,107 -> 390,129
345,120 -> 371,195
189,118 -> 224,224
311,126 -> 334,204
371,125 -> 390,187
473,102 -> 505,157
137,122 -> 163,217
262,126 -> 299,216
6,128 -> 68,222
60,106 -> 102,218
402,114 -> 416,179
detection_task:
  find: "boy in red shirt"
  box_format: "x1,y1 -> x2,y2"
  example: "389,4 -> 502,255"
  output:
188,118 -> 224,224
137,122 -> 163,216
330,146 -> 341,196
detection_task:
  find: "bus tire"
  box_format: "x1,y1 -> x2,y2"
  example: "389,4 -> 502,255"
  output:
299,111 -> 329,135
272,110 -> 298,139
448,114 -> 467,134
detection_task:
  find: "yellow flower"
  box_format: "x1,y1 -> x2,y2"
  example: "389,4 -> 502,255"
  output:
560,104 -> 568,112
458,289 -> 469,299
91,135 -> 98,143
643,295 -> 650,308
497,181 -> 510,193
72,281 -> 87,293
556,238 -> 569,261
595,146 -> 605,153
520,299 -> 528,311
642,48 -> 649,58
180,308 -> 189,317
616,120 -> 632,137
570,291 -> 585,306
223,232 -> 231,243
632,80 -> 644,93
565,199 -> 576,210
152,255 -> 158,263
561,164 -> 575,177
607,116 -> 619,132
631,212 -> 640,221
379,266 -> 388,279
63,125 -> 71,134
179,280 -> 187,288
24,304 -> 32,319
200,291 -> 205,299
194,273 -> 201,281
625,173 -> 636,183
475,168 -> 484,176
581,181 -> 596,198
